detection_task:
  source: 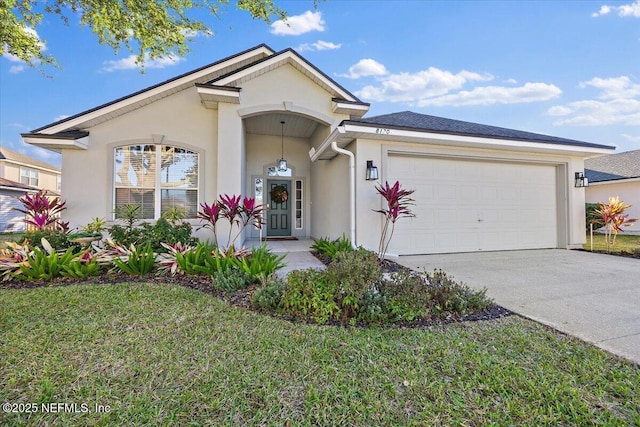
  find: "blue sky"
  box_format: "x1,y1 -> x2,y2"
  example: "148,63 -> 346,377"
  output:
1,0 -> 639,168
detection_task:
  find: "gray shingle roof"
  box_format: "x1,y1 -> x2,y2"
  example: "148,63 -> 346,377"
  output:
585,149 -> 640,183
349,111 -> 614,149
0,176 -> 37,191
0,147 -> 61,172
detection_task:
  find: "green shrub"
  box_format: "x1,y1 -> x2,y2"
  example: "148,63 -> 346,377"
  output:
158,242 -> 216,276
24,229 -> 78,252
310,234 -> 354,260
61,258 -> 102,279
326,249 -> 381,320
586,203 -> 606,232
380,271 -> 430,322
282,269 -> 339,324
112,243 -> 157,276
426,270 -> 492,317
358,290 -> 388,324
211,268 -> 252,295
14,247 -> 76,282
193,247 -> 242,275
238,244 -> 286,281
109,217 -> 197,252
251,276 -> 288,312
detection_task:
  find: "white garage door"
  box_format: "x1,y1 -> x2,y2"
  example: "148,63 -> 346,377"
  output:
387,155 -> 558,255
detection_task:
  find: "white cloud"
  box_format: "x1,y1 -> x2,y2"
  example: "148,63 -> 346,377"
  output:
622,133 -> 640,143
100,53 -> 184,72
53,114 -> 69,122
180,28 -> 213,38
417,83 -> 562,107
592,0 -> 640,17
9,65 -> 25,74
505,78 -> 518,84
355,66 -> 492,102
297,40 -> 341,52
579,76 -> 640,99
270,11 -> 325,36
339,59 -> 388,79
549,75 -> 640,126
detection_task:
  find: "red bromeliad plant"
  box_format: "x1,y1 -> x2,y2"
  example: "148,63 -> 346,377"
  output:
14,190 -> 68,231
374,181 -> 415,260
197,194 -> 264,249
595,196 -> 636,252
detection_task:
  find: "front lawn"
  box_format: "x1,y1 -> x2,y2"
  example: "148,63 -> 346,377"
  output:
1,283 -> 638,426
583,233 -> 640,254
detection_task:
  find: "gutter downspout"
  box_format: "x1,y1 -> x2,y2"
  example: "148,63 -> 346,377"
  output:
330,141 -> 356,247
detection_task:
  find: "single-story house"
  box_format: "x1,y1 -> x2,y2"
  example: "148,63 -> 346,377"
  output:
585,149 -> 640,234
22,44 -> 614,254
0,177 -> 37,233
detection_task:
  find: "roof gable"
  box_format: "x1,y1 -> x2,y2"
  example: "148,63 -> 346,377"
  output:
585,149 -> 640,182
350,111 -> 614,150
206,48 -> 365,104
0,147 -> 61,172
32,44 -> 275,134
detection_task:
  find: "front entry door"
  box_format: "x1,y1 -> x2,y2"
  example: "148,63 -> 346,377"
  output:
267,180 -> 291,236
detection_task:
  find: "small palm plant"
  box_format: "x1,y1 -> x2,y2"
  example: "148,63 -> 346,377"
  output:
373,181 -> 415,260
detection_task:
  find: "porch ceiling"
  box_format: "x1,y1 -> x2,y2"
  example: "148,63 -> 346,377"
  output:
244,113 -> 320,138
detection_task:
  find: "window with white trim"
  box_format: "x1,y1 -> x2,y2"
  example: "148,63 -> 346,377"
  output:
20,167 -> 39,186
114,144 -> 199,219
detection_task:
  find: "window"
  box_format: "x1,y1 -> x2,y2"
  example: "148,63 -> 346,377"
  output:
20,167 -> 39,187
114,144 -> 198,219
295,180 -> 303,229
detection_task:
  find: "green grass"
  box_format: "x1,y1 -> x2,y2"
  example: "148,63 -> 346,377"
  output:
1,283 -> 639,426
584,233 -> 640,253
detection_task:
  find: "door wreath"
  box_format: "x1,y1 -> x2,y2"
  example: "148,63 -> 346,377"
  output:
270,185 -> 288,203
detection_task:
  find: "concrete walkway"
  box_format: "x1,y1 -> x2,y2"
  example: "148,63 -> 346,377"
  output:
396,249 -> 640,365
246,238 -> 325,278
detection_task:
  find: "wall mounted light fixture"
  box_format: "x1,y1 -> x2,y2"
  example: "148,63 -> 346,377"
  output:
574,172 -> 589,188
278,121 -> 287,171
365,160 -> 379,181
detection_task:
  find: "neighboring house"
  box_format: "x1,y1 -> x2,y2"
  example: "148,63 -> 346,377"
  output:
585,149 -> 640,234
21,44 -> 614,255
0,147 -> 61,194
0,177 -> 37,233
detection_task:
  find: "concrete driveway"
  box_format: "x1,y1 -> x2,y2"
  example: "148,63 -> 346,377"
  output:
396,249 -> 640,365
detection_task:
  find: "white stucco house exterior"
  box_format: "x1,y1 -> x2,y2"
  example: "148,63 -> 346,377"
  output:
585,149 -> 640,234
22,44 -> 614,254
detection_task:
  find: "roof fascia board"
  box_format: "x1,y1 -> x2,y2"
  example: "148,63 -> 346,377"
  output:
589,176 -> 640,185
213,50 -> 358,102
342,123 -> 615,155
310,126 -> 347,162
36,45 -> 274,134
0,185 -> 37,192
22,135 -> 89,153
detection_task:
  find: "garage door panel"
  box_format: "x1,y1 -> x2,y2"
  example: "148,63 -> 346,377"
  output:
388,156 -> 558,255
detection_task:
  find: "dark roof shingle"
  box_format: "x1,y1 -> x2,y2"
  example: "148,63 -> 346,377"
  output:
349,111 -> 614,149
0,176 -> 37,191
585,149 -> 640,183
